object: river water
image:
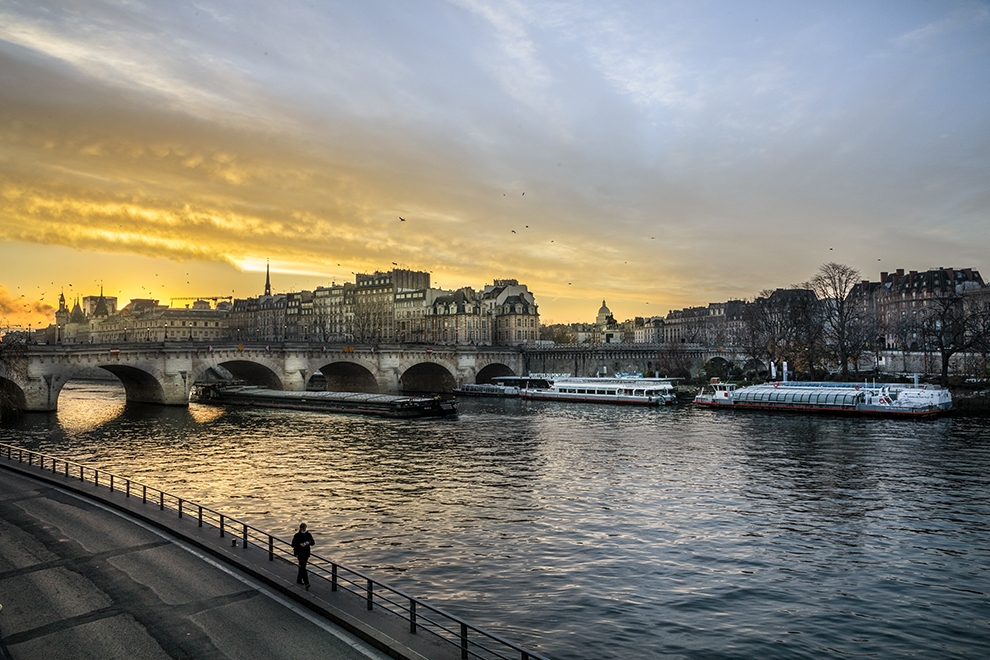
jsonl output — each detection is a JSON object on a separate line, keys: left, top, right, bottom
{"left": 3, "top": 381, "right": 989, "bottom": 659}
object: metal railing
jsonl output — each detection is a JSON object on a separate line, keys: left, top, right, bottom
{"left": 0, "top": 442, "right": 547, "bottom": 660}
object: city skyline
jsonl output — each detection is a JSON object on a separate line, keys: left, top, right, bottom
{"left": 2, "top": 1, "right": 989, "bottom": 328}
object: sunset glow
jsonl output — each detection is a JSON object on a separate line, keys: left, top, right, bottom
{"left": 2, "top": 1, "right": 989, "bottom": 329}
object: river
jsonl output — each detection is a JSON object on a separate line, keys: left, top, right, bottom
{"left": 3, "top": 381, "right": 989, "bottom": 659}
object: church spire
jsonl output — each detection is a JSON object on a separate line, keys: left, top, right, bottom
{"left": 264, "top": 259, "right": 271, "bottom": 297}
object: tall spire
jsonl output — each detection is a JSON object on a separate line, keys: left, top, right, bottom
{"left": 264, "top": 259, "right": 271, "bottom": 297}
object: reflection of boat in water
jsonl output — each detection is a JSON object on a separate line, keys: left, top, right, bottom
{"left": 519, "top": 377, "right": 678, "bottom": 406}
{"left": 693, "top": 378, "right": 952, "bottom": 417}
{"left": 191, "top": 384, "right": 457, "bottom": 419}
{"left": 453, "top": 376, "right": 552, "bottom": 398}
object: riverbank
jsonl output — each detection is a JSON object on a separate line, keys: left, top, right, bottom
{"left": 0, "top": 466, "right": 394, "bottom": 660}
{"left": 0, "top": 454, "right": 500, "bottom": 660}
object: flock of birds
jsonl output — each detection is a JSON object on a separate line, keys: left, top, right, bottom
{"left": 6, "top": 195, "right": 882, "bottom": 323}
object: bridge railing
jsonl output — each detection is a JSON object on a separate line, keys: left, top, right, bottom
{"left": 0, "top": 442, "right": 548, "bottom": 660}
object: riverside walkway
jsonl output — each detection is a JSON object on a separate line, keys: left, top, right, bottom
{"left": 0, "top": 445, "right": 544, "bottom": 660}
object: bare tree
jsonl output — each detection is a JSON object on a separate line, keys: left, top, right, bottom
{"left": 810, "top": 262, "right": 862, "bottom": 378}
{"left": 741, "top": 288, "right": 822, "bottom": 378}
{"left": 919, "top": 291, "right": 990, "bottom": 387}
{"left": 352, "top": 296, "right": 392, "bottom": 344}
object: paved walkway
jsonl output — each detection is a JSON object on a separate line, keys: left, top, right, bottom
{"left": 0, "top": 463, "right": 457, "bottom": 660}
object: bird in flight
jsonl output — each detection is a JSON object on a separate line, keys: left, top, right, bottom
{"left": 511, "top": 230, "right": 516, "bottom": 233}
{"left": 399, "top": 217, "right": 406, "bottom": 221}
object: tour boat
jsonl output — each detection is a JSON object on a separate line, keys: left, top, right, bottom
{"left": 693, "top": 379, "right": 952, "bottom": 417}
{"left": 453, "top": 376, "right": 553, "bottom": 398}
{"left": 519, "top": 377, "right": 678, "bottom": 406}
{"left": 191, "top": 384, "right": 457, "bottom": 418}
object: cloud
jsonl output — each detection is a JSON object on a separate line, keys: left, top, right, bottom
{"left": 0, "top": 284, "right": 54, "bottom": 327}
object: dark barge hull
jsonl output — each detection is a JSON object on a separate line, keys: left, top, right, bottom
{"left": 192, "top": 386, "right": 457, "bottom": 419}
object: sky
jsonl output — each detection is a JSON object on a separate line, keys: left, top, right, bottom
{"left": 1, "top": 0, "right": 989, "bottom": 328}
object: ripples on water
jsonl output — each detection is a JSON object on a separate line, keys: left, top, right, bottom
{"left": 3, "top": 381, "right": 989, "bottom": 659}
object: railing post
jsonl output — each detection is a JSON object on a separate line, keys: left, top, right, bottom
{"left": 95, "top": 471, "right": 99, "bottom": 488}
{"left": 242, "top": 524, "right": 248, "bottom": 549}
{"left": 80, "top": 465, "right": 84, "bottom": 481}
{"left": 142, "top": 484, "right": 147, "bottom": 503}
{"left": 268, "top": 535, "right": 274, "bottom": 561}
{"left": 126, "top": 480, "right": 130, "bottom": 498}
{"left": 178, "top": 499, "right": 183, "bottom": 518}
{"left": 410, "top": 599, "right": 417, "bottom": 634}
{"left": 461, "top": 623, "right": 468, "bottom": 659}
{"left": 65, "top": 461, "right": 69, "bottom": 478}
{"left": 367, "top": 579, "right": 374, "bottom": 610}
{"left": 198, "top": 506, "right": 203, "bottom": 527}
{"left": 332, "top": 564, "right": 338, "bottom": 591}
{"left": 18, "top": 449, "right": 22, "bottom": 462}
{"left": 220, "top": 515, "right": 225, "bottom": 538}
{"left": 110, "top": 474, "right": 114, "bottom": 492}
{"left": 159, "top": 491, "right": 164, "bottom": 511}
{"left": 52, "top": 458, "right": 57, "bottom": 474}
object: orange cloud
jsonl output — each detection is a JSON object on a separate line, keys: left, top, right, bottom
{"left": 0, "top": 284, "right": 54, "bottom": 329}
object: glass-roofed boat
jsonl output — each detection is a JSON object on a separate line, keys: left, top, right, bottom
{"left": 693, "top": 378, "right": 952, "bottom": 417}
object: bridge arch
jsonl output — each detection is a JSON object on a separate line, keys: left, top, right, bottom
{"left": 191, "top": 357, "right": 284, "bottom": 390}
{"left": 0, "top": 376, "right": 27, "bottom": 416}
{"left": 312, "top": 361, "right": 379, "bottom": 393}
{"left": 475, "top": 362, "right": 516, "bottom": 384}
{"left": 98, "top": 365, "right": 169, "bottom": 405}
{"left": 701, "top": 356, "right": 734, "bottom": 381}
{"left": 400, "top": 362, "right": 456, "bottom": 393}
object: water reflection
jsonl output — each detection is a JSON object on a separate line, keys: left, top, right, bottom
{"left": 2, "top": 381, "right": 990, "bottom": 659}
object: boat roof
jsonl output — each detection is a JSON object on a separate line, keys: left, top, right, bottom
{"left": 222, "top": 386, "right": 438, "bottom": 404}
{"left": 554, "top": 377, "right": 678, "bottom": 385}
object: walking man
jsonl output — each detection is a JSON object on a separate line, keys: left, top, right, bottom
{"left": 291, "top": 522, "right": 316, "bottom": 589}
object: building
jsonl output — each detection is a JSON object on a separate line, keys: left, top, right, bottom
{"left": 425, "top": 288, "right": 486, "bottom": 345}
{"left": 480, "top": 280, "right": 540, "bottom": 345}
{"left": 850, "top": 267, "right": 986, "bottom": 349}
{"left": 634, "top": 316, "right": 665, "bottom": 343}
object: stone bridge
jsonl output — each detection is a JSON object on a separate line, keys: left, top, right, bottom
{"left": 0, "top": 342, "right": 528, "bottom": 412}
{"left": 0, "top": 341, "right": 751, "bottom": 412}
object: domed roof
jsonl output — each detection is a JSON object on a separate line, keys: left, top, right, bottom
{"left": 598, "top": 299, "right": 611, "bottom": 315}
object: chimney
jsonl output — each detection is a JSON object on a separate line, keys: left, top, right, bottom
{"left": 880, "top": 272, "right": 888, "bottom": 282}
{"left": 896, "top": 269, "right": 904, "bottom": 276}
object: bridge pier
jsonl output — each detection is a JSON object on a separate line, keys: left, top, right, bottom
{"left": 19, "top": 374, "right": 70, "bottom": 412}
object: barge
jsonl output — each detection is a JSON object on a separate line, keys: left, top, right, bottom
{"left": 519, "top": 377, "right": 678, "bottom": 406}
{"left": 191, "top": 384, "right": 457, "bottom": 419}
{"left": 693, "top": 379, "right": 951, "bottom": 417}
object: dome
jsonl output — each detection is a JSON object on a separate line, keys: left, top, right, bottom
{"left": 597, "top": 299, "right": 611, "bottom": 316}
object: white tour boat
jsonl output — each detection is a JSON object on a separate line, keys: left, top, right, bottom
{"left": 453, "top": 376, "right": 553, "bottom": 397}
{"left": 519, "top": 377, "right": 678, "bottom": 406}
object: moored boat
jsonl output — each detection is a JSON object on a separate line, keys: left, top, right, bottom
{"left": 693, "top": 379, "right": 951, "bottom": 417}
{"left": 453, "top": 376, "right": 553, "bottom": 398}
{"left": 191, "top": 384, "right": 457, "bottom": 418}
{"left": 519, "top": 377, "right": 677, "bottom": 406}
